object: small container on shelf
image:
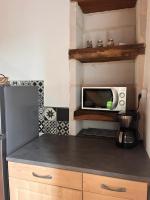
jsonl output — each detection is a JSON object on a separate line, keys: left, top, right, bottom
{"left": 107, "top": 39, "right": 115, "bottom": 47}
{"left": 87, "top": 40, "right": 93, "bottom": 48}
{"left": 96, "top": 40, "right": 103, "bottom": 48}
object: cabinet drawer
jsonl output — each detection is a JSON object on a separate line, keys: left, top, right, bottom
{"left": 9, "top": 177, "right": 82, "bottom": 200}
{"left": 8, "top": 162, "right": 82, "bottom": 190}
{"left": 83, "top": 173, "right": 147, "bottom": 200}
{"left": 83, "top": 192, "right": 125, "bottom": 200}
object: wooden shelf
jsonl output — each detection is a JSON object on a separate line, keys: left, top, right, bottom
{"left": 71, "top": 0, "right": 137, "bottom": 13}
{"left": 74, "top": 109, "right": 119, "bottom": 122}
{"left": 69, "top": 44, "right": 145, "bottom": 63}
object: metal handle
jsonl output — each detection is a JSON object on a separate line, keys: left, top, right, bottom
{"left": 111, "top": 88, "right": 119, "bottom": 110}
{"left": 101, "top": 184, "right": 126, "bottom": 192}
{"left": 32, "top": 172, "right": 52, "bottom": 180}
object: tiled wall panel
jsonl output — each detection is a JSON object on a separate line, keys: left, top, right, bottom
{"left": 44, "top": 107, "right": 69, "bottom": 135}
{"left": 10, "top": 81, "right": 69, "bottom": 135}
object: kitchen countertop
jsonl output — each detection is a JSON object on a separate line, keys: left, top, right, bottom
{"left": 7, "top": 134, "right": 150, "bottom": 183}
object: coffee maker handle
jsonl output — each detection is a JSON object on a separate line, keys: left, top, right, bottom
{"left": 119, "top": 132, "right": 123, "bottom": 143}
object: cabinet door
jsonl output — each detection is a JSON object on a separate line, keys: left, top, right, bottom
{"left": 83, "top": 192, "right": 126, "bottom": 200}
{"left": 83, "top": 173, "right": 147, "bottom": 200}
{"left": 9, "top": 178, "right": 82, "bottom": 200}
{"left": 8, "top": 162, "right": 82, "bottom": 190}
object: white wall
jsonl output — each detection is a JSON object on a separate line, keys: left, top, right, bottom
{"left": 69, "top": 7, "right": 137, "bottom": 135}
{"left": 44, "top": 1, "right": 69, "bottom": 107}
{"left": 83, "top": 9, "right": 136, "bottom": 88}
{"left": 135, "top": 0, "right": 150, "bottom": 156}
{"left": 135, "top": 0, "right": 147, "bottom": 92}
{"left": 83, "top": 61, "right": 135, "bottom": 86}
{"left": 136, "top": 0, "right": 147, "bottom": 43}
{"left": 83, "top": 8, "right": 136, "bottom": 48}
{"left": 69, "top": 2, "right": 84, "bottom": 135}
{"left": 142, "top": 0, "right": 150, "bottom": 156}
{"left": 135, "top": 0, "right": 147, "bottom": 140}
{"left": 0, "top": 0, "right": 69, "bottom": 107}
{"left": 82, "top": 8, "right": 136, "bottom": 111}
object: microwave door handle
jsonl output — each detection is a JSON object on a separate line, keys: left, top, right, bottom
{"left": 112, "top": 89, "right": 119, "bottom": 109}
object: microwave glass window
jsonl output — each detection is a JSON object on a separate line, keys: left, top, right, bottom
{"left": 83, "top": 89, "right": 113, "bottom": 108}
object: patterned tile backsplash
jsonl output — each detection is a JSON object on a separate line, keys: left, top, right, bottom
{"left": 44, "top": 107, "right": 69, "bottom": 135}
{"left": 10, "top": 80, "right": 69, "bottom": 135}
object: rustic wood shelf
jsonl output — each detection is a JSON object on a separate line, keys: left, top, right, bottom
{"left": 69, "top": 44, "right": 145, "bottom": 63}
{"left": 74, "top": 109, "right": 119, "bottom": 122}
{"left": 71, "top": 0, "right": 137, "bottom": 13}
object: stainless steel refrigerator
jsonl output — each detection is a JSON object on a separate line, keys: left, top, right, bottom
{"left": 0, "top": 86, "right": 39, "bottom": 200}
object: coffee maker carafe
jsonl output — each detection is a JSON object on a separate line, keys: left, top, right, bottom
{"left": 116, "top": 113, "right": 138, "bottom": 148}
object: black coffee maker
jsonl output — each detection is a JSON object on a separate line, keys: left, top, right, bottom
{"left": 116, "top": 112, "right": 139, "bottom": 148}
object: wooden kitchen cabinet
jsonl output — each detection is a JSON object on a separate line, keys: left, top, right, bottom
{"left": 8, "top": 162, "right": 82, "bottom": 190}
{"left": 83, "top": 173, "right": 148, "bottom": 200}
{"left": 8, "top": 162, "right": 148, "bottom": 200}
{"left": 9, "top": 178, "right": 82, "bottom": 200}
{"left": 83, "top": 192, "right": 126, "bottom": 200}
{"left": 8, "top": 162, "right": 82, "bottom": 200}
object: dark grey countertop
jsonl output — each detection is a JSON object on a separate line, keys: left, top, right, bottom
{"left": 7, "top": 134, "right": 150, "bottom": 183}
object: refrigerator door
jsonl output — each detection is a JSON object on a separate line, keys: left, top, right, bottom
{"left": 4, "top": 86, "right": 39, "bottom": 155}
{"left": 0, "top": 87, "right": 6, "bottom": 137}
{"left": 0, "top": 87, "right": 9, "bottom": 200}
{"left": 0, "top": 136, "right": 9, "bottom": 200}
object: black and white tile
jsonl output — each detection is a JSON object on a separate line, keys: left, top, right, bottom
{"left": 10, "top": 81, "right": 20, "bottom": 86}
{"left": 57, "top": 121, "right": 69, "bottom": 135}
{"left": 39, "top": 120, "right": 45, "bottom": 133}
{"left": 44, "top": 107, "right": 69, "bottom": 135}
{"left": 31, "top": 81, "right": 44, "bottom": 108}
{"left": 39, "top": 107, "right": 44, "bottom": 122}
{"left": 57, "top": 108, "right": 69, "bottom": 121}
{"left": 44, "top": 121, "right": 57, "bottom": 135}
{"left": 44, "top": 107, "right": 57, "bottom": 121}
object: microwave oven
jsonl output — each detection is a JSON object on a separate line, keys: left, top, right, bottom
{"left": 82, "top": 87, "right": 127, "bottom": 112}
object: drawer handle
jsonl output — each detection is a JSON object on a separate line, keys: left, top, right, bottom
{"left": 101, "top": 184, "right": 126, "bottom": 192}
{"left": 32, "top": 172, "right": 52, "bottom": 180}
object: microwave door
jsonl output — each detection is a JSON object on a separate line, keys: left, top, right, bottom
{"left": 111, "top": 88, "right": 119, "bottom": 110}
{"left": 83, "top": 88, "right": 114, "bottom": 110}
